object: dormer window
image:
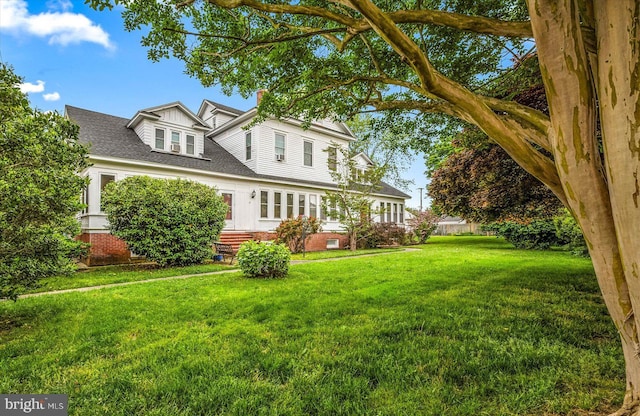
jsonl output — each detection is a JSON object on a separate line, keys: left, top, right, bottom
{"left": 186, "top": 135, "right": 195, "bottom": 155}
{"left": 155, "top": 128, "right": 165, "bottom": 150}
{"left": 171, "top": 131, "right": 180, "bottom": 152}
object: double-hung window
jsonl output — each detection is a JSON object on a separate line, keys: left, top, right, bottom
{"left": 245, "top": 132, "right": 252, "bottom": 160}
{"left": 298, "top": 194, "right": 305, "bottom": 217}
{"left": 274, "top": 192, "right": 282, "bottom": 218}
{"left": 287, "top": 193, "right": 294, "bottom": 218}
{"left": 303, "top": 141, "right": 313, "bottom": 167}
{"left": 275, "top": 133, "right": 285, "bottom": 161}
{"left": 260, "top": 191, "right": 269, "bottom": 218}
{"left": 171, "top": 131, "right": 180, "bottom": 152}
{"left": 309, "top": 195, "right": 318, "bottom": 219}
{"left": 320, "top": 196, "right": 327, "bottom": 220}
{"left": 155, "top": 128, "right": 165, "bottom": 150}
{"left": 327, "top": 146, "right": 337, "bottom": 171}
{"left": 386, "top": 202, "right": 392, "bottom": 223}
{"left": 399, "top": 204, "right": 404, "bottom": 223}
{"left": 186, "top": 135, "right": 195, "bottom": 155}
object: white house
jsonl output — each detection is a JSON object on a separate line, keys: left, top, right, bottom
{"left": 66, "top": 97, "right": 409, "bottom": 265}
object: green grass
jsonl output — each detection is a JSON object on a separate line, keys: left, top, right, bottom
{"left": 27, "top": 262, "right": 235, "bottom": 294}
{"left": 290, "top": 247, "right": 401, "bottom": 261}
{"left": 0, "top": 237, "right": 624, "bottom": 415}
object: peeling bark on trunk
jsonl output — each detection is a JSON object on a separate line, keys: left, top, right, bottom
{"left": 595, "top": 0, "right": 640, "bottom": 407}
{"left": 528, "top": 0, "right": 640, "bottom": 409}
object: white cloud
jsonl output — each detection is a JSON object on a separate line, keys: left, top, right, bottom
{"left": 46, "top": 0, "right": 73, "bottom": 12}
{"left": 19, "top": 80, "right": 46, "bottom": 93}
{"left": 0, "top": 0, "right": 114, "bottom": 50}
{"left": 43, "top": 92, "right": 61, "bottom": 101}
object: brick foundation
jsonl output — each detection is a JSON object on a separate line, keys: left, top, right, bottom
{"left": 79, "top": 231, "right": 349, "bottom": 266}
{"left": 253, "top": 232, "right": 348, "bottom": 251}
{"left": 78, "top": 233, "right": 131, "bottom": 266}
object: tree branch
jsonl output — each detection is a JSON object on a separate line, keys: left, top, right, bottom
{"left": 203, "top": 0, "right": 533, "bottom": 38}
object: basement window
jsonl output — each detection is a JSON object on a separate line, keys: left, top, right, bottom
{"left": 327, "top": 239, "right": 339, "bottom": 249}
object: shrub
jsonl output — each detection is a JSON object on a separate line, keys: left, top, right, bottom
{"left": 406, "top": 210, "right": 440, "bottom": 243}
{"left": 0, "top": 64, "right": 89, "bottom": 300}
{"left": 483, "top": 220, "right": 561, "bottom": 249}
{"left": 357, "top": 222, "right": 408, "bottom": 248}
{"left": 554, "top": 210, "right": 589, "bottom": 257}
{"left": 102, "top": 176, "right": 227, "bottom": 267}
{"left": 275, "top": 216, "right": 322, "bottom": 253}
{"left": 237, "top": 241, "right": 291, "bottom": 278}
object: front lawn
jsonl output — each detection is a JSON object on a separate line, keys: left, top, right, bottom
{"left": 25, "top": 262, "right": 236, "bottom": 294}
{"left": 0, "top": 237, "right": 623, "bottom": 415}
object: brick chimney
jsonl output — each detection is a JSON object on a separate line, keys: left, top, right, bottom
{"left": 257, "top": 89, "right": 267, "bottom": 105}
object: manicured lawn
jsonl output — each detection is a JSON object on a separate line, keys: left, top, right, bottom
{"left": 25, "top": 263, "right": 236, "bottom": 294}
{"left": 0, "top": 237, "right": 624, "bottom": 415}
{"left": 290, "top": 247, "right": 401, "bottom": 261}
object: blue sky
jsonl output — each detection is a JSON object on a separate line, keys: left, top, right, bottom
{"left": 1, "top": 0, "right": 429, "bottom": 208}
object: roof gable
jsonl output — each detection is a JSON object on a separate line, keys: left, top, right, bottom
{"left": 197, "top": 99, "right": 245, "bottom": 119}
{"left": 127, "top": 101, "right": 209, "bottom": 130}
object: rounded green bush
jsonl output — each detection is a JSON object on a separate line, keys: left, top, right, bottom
{"left": 237, "top": 241, "right": 291, "bottom": 278}
{"left": 102, "top": 176, "right": 228, "bottom": 267}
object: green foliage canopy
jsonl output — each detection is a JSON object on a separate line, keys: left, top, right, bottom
{"left": 0, "top": 63, "right": 89, "bottom": 300}
{"left": 101, "top": 176, "right": 228, "bottom": 266}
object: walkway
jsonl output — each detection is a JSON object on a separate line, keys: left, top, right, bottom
{"left": 17, "top": 248, "right": 420, "bottom": 300}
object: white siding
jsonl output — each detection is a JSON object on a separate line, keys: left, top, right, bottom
{"left": 132, "top": 107, "right": 206, "bottom": 157}
{"left": 215, "top": 126, "right": 258, "bottom": 172}
{"left": 134, "top": 122, "right": 149, "bottom": 147}
{"left": 216, "top": 112, "right": 236, "bottom": 127}
{"left": 80, "top": 160, "right": 400, "bottom": 234}
{"left": 199, "top": 102, "right": 238, "bottom": 129}
{"left": 254, "top": 119, "right": 349, "bottom": 183}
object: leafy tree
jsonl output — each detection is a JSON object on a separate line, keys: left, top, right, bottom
{"left": 0, "top": 63, "right": 89, "bottom": 300}
{"left": 275, "top": 216, "right": 322, "bottom": 254}
{"left": 347, "top": 114, "right": 414, "bottom": 190}
{"left": 323, "top": 146, "right": 385, "bottom": 251}
{"left": 428, "top": 58, "right": 562, "bottom": 223}
{"left": 91, "top": 0, "right": 640, "bottom": 409}
{"left": 429, "top": 136, "right": 563, "bottom": 223}
{"left": 102, "top": 176, "right": 227, "bottom": 266}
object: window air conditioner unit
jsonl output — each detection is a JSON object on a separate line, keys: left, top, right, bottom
{"left": 170, "top": 144, "right": 181, "bottom": 153}
{"left": 276, "top": 154, "right": 285, "bottom": 161}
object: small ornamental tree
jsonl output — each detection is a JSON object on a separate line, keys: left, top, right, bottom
{"left": 407, "top": 210, "right": 440, "bottom": 244}
{"left": 324, "top": 146, "right": 386, "bottom": 251}
{"left": 0, "top": 63, "right": 89, "bottom": 300}
{"left": 102, "top": 176, "right": 227, "bottom": 266}
{"left": 275, "top": 216, "right": 322, "bottom": 254}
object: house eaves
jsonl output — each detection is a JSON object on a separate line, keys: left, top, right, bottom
{"left": 208, "top": 108, "right": 356, "bottom": 142}
{"left": 197, "top": 99, "right": 244, "bottom": 119}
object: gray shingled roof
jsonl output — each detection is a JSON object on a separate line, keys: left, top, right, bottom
{"left": 66, "top": 105, "right": 409, "bottom": 199}
{"left": 203, "top": 99, "right": 245, "bottom": 116}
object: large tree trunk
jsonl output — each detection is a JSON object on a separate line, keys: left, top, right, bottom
{"left": 528, "top": 1, "right": 640, "bottom": 411}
